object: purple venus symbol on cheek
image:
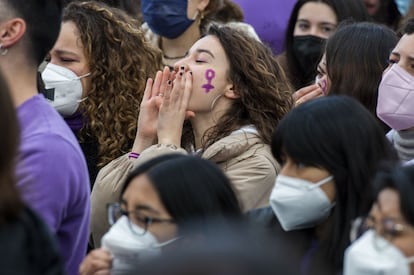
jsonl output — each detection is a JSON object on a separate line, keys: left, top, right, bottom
{"left": 201, "top": 69, "right": 215, "bottom": 93}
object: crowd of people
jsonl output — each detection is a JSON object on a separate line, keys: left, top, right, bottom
{"left": 1, "top": 0, "right": 414, "bottom": 274}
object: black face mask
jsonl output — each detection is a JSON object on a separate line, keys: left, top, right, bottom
{"left": 292, "top": 35, "right": 326, "bottom": 84}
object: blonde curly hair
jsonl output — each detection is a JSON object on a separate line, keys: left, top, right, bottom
{"left": 63, "top": 1, "right": 162, "bottom": 167}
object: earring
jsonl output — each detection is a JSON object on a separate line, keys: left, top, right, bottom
{"left": 199, "top": 11, "right": 204, "bottom": 26}
{"left": 0, "top": 44, "right": 8, "bottom": 56}
{"left": 193, "top": 9, "right": 204, "bottom": 26}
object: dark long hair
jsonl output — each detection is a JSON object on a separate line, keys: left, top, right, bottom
{"left": 326, "top": 22, "right": 398, "bottom": 132}
{"left": 284, "top": 0, "right": 369, "bottom": 89}
{"left": 272, "top": 96, "right": 397, "bottom": 269}
{"left": 0, "top": 71, "right": 23, "bottom": 224}
{"left": 121, "top": 154, "right": 242, "bottom": 234}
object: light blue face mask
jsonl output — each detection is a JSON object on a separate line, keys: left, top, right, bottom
{"left": 395, "top": 0, "right": 410, "bottom": 15}
{"left": 141, "top": 0, "right": 195, "bottom": 39}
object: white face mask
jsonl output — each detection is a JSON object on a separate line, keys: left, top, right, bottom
{"left": 41, "top": 63, "right": 90, "bottom": 117}
{"left": 270, "top": 174, "right": 334, "bottom": 231}
{"left": 344, "top": 230, "right": 414, "bottom": 275}
{"left": 101, "top": 216, "right": 178, "bottom": 274}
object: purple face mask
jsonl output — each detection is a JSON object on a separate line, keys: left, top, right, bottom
{"left": 377, "top": 64, "right": 414, "bottom": 131}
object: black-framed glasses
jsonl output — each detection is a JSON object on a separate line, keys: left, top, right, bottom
{"left": 350, "top": 215, "right": 414, "bottom": 243}
{"left": 107, "top": 203, "right": 175, "bottom": 236}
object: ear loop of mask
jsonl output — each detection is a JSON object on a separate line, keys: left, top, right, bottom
{"left": 75, "top": 73, "right": 91, "bottom": 103}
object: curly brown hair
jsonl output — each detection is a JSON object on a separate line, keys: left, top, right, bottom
{"left": 193, "top": 25, "right": 294, "bottom": 149}
{"left": 63, "top": 1, "right": 162, "bottom": 167}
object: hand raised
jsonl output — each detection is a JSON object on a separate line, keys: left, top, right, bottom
{"left": 157, "top": 69, "right": 194, "bottom": 147}
{"left": 293, "top": 83, "right": 324, "bottom": 106}
{"left": 132, "top": 67, "right": 174, "bottom": 153}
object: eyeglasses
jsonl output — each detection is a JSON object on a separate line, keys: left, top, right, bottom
{"left": 107, "top": 203, "right": 175, "bottom": 236}
{"left": 350, "top": 215, "right": 414, "bottom": 244}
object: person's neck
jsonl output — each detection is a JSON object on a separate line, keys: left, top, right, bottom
{"left": 161, "top": 22, "right": 201, "bottom": 60}
{"left": 0, "top": 58, "right": 38, "bottom": 107}
{"left": 314, "top": 216, "right": 333, "bottom": 242}
{"left": 190, "top": 101, "right": 230, "bottom": 150}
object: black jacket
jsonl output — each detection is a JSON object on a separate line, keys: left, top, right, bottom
{"left": 0, "top": 207, "right": 64, "bottom": 275}
{"left": 247, "top": 206, "right": 338, "bottom": 275}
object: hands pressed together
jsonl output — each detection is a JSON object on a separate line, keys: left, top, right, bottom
{"left": 131, "top": 66, "right": 194, "bottom": 154}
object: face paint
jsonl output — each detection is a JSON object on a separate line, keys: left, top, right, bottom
{"left": 202, "top": 69, "right": 215, "bottom": 93}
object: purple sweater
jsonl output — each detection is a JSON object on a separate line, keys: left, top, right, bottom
{"left": 16, "top": 95, "right": 90, "bottom": 275}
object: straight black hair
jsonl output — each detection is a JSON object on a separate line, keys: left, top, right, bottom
{"left": 121, "top": 154, "right": 242, "bottom": 233}
{"left": 272, "top": 95, "right": 397, "bottom": 269}
{"left": 1, "top": 0, "right": 63, "bottom": 66}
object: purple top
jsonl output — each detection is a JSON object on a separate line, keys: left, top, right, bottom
{"left": 233, "top": 0, "right": 296, "bottom": 54}
{"left": 65, "top": 111, "right": 84, "bottom": 134}
{"left": 16, "top": 94, "right": 90, "bottom": 275}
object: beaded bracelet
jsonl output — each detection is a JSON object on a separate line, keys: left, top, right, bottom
{"left": 128, "top": 152, "right": 140, "bottom": 159}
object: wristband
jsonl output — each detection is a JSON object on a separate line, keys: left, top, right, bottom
{"left": 128, "top": 152, "right": 140, "bottom": 159}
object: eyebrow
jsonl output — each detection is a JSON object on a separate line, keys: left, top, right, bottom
{"left": 296, "top": 19, "right": 336, "bottom": 26}
{"left": 134, "top": 204, "right": 161, "bottom": 215}
{"left": 120, "top": 198, "right": 161, "bottom": 215}
{"left": 196, "top": 49, "right": 215, "bottom": 59}
{"left": 54, "top": 49, "right": 78, "bottom": 57}
{"left": 317, "top": 64, "right": 326, "bottom": 73}
{"left": 319, "top": 22, "right": 337, "bottom": 27}
{"left": 391, "top": 51, "right": 414, "bottom": 61}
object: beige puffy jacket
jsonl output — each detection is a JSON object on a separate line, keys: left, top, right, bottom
{"left": 90, "top": 127, "right": 279, "bottom": 247}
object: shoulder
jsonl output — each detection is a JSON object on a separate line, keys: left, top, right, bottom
{"left": 17, "top": 128, "right": 89, "bottom": 202}
{"left": 246, "top": 206, "right": 311, "bottom": 252}
{"left": 204, "top": 131, "right": 278, "bottom": 170}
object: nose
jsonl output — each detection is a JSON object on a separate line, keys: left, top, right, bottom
{"left": 309, "top": 26, "right": 319, "bottom": 37}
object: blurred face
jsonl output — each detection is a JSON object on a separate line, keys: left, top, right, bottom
{"left": 368, "top": 188, "right": 414, "bottom": 270}
{"left": 316, "top": 53, "right": 330, "bottom": 94}
{"left": 48, "top": 21, "right": 91, "bottom": 97}
{"left": 122, "top": 174, "right": 178, "bottom": 242}
{"left": 388, "top": 33, "right": 414, "bottom": 76}
{"left": 293, "top": 2, "right": 337, "bottom": 39}
{"left": 363, "top": 0, "right": 381, "bottom": 16}
{"left": 280, "top": 155, "right": 336, "bottom": 203}
{"left": 175, "top": 35, "right": 234, "bottom": 113}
